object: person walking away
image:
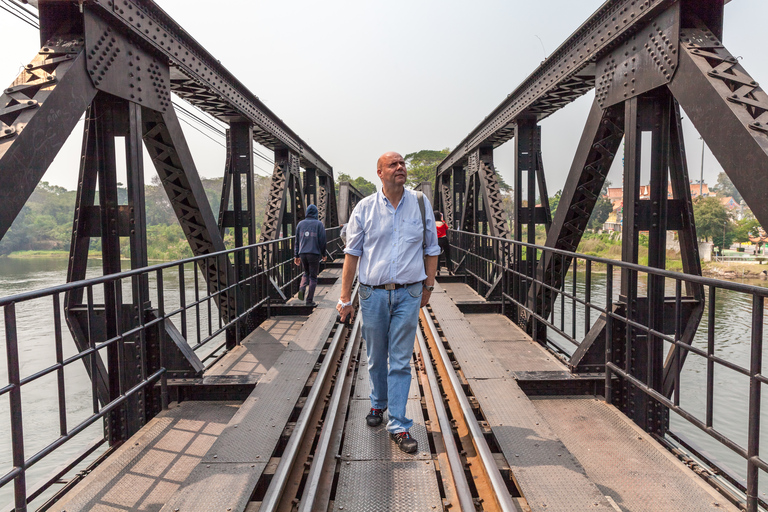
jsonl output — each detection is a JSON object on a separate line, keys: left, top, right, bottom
{"left": 294, "top": 204, "right": 326, "bottom": 306}
{"left": 435, "top": 210, "right": 453, "bottom": 275}
{"left": 337, "top": 151, "right": 440, "bottom": 454}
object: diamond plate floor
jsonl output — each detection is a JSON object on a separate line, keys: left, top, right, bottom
{"left": 333, "top": 461, "right": 442, "bottom": 512}
{"left": 334, "top": 329, "right": 442, "bottom": 509}
{"left": 52, "top": 401, "right": 239, "bottom": 512}
{"left": 431, "top": 284, "right": 615, "bottom": 511}
{"left": 533, "top": 397, "right": 739, "bottom": 512}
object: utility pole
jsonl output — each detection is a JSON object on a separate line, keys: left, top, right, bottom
{"left": 700, "top": 137, "right": 705, "bottom": 197}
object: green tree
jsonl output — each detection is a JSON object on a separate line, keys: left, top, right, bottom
{"left": 587, "top": 181, "right": 612, "bottom": 230}
{"left": 404, "top": 149, "right": 449, "bottom": 188}
{"left": 732, "top": 218, "right": 760, "bottom": 244}
{"left": 693, "top": 196, "right": 733, "bottom": 249}
{"left": 549, "top": 190, "right": 562, "bottom": 217}
{"left": 335, "top": 173, "right": 377, "bottom": 197}
{"left": 714, "top": 171, "right": 742, "bottom": 203}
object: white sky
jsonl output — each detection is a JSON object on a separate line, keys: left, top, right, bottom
{"left": 1, "top": 0, "right": 767, "bottom": 197}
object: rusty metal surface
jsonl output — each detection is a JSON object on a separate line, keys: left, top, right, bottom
{"left": 436, "top": 282, "right": 613, "bottom": 511}
{"left": 333, "top": 460, "right": 442, "bottom": 512}
{"left": 468, "top": 378, "right": 613, "bottom": 511}
{"left": 533, "top": 396, "right": 739, "bottom": 512}
{"left": 52, "top": 401, "right": 239, "bottom": 512}
{"left": 157, "top": 306, "right": 338, "bottom": 512}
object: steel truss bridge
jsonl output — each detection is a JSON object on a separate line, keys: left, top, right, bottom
{"left": 1, "top": 0, "right": 768, "bottom": 511}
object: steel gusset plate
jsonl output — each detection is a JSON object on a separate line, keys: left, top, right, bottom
{"left": 596, "top": 3, "right": 680, "bottom": 108}
{"left": 83, "top": 9, "right": 170, "bottom": 113}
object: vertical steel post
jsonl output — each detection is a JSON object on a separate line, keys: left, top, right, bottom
{"left": 747, "top": 295, "right": 763, "bottom": 512}
{"left": 5, "top": 304, "right": 27, "bottom": 512}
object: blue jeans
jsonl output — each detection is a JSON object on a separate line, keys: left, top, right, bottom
{"left": 359, "top": 282, "right": 422, "bottom": 433}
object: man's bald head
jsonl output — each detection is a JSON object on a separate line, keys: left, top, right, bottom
{"left": 376, "top": 152, "right": 407, "bottom": 191}
{"left": 377, "top": 152, "right": 403, "bottom": 171}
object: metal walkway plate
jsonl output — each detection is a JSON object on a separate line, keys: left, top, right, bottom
{"left": 464, "top": 313, "right": 564, "bottom": 372}
{"left": 433, "top": 284, "right": 614, "bottom": 511}
{"left": 52, "top": 401, "right": 239, "bottom": 512}
{"left": 204, "top": 316, "right": 306, "bottom": 379}
{"left": 342, "top": 399, "right": 431, "bottom": 461}
{"left": 334, "top": 460, "right": 442, "bottom": 512}
{"left": 160, "top": 286, "right": 342, "bottom": 512}
{"left": 533, "top": 396, "right": 740, "bottom": 512}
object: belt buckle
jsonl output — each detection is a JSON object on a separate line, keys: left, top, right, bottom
{"left": 384, "top": 283, "right": 396, "bottom": 291}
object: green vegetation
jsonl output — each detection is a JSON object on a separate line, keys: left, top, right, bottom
{"left": 714, "top": 171, "right": 742, "bottom": 203}
{"left": 335, "top": 173, "right": 377, "bottom": 197}
{"left": 404, "top": 149, "right": 450, "bottom": 188}
{"left": 692, "top": 196, "right": 733, "bottom": 250}
{"left": 0, "top": 175, "right": 273, "bottom": 260}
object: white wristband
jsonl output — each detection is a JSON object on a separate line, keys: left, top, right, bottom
{"left": 338, "top": 299, "right": 353, "bottom": 308}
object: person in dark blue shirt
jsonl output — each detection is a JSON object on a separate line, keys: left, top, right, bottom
{"left": 294, "top": 204, "right": 327, "bottom": 306}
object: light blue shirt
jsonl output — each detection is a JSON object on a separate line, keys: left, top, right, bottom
{"left": 344, "top": 189, "right": 441, "bottom": 286}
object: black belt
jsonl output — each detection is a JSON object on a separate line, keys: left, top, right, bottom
{"left": 363, "top": 281, "right": 421, "bottom": 290}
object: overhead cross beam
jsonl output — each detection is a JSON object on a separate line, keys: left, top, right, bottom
{"left": 90, "top": 0, "right": 333, "bottom": 176}
{"left": 437, "top": 0, "right": 683, "bottom": 175}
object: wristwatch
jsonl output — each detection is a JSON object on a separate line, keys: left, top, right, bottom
{"left": 423, "top": 284, "right": 435, "bottom": 292}
{"left": 338, "top": 298, "right": 353, "bottom": 308}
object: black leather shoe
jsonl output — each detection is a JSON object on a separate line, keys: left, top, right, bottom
{"left": 306, "top": 301, "right": 317, "bottom": 307}
{"left": 366, "top": 408, "right": 384, "bottom": 427}
{"left": 390, "top": 431, "right": 418, "bottom": 453}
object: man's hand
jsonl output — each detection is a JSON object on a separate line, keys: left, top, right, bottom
{"left": 293, "top": 257, "right": 301, "bottom": 267}
{"left": 420, "top": 289, "right": 431, "bottom": 308}
{"left": 336, "top": 301, "right": 354, "bottom": 323}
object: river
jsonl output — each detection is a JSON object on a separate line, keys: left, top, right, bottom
{"left": 1, "top": 257, "right": 768, "bottom": 508}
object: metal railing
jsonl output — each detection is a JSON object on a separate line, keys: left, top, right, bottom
{"left": 450, "top": 229, "right": 768, "bottom": 511}
{"left": 0, "top": 228, "right": 343, "bottom": 512}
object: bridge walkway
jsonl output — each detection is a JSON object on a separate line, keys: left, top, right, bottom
{"left": 433, "top": 281, "right": 736, "bottom": 512}
{"left": 50, "top": 272, "right": 738, "bottom": 511}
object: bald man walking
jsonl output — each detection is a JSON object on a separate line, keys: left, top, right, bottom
{"left": 337, "top": 152, "right": 440, "bottom": 453}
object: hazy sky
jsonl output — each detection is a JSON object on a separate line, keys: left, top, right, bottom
{"left": 1, "top": 0, "right": 767, "bottom": 197}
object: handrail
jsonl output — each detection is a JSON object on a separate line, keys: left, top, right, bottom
{"left": 450, "top": 228, "right": 768, "bottom": 512}
{"left": 0, "top": 227, "right": 343, "bottom": 511}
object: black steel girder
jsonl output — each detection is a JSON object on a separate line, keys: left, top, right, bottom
{"left": 0, "top": 39, "right": 96, "bottom": 240}
{"left": 81, "top": 0, "right": 333, "bottom": 176}
{"left": 437, "top": 0, "right": 682, "bottom": 175}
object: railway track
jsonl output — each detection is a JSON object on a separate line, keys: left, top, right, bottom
{"left": 245, "top": 297, "right": 526, "bottom": 512}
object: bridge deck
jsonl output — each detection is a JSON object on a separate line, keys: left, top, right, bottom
{"left": 51, "top": 274, "right": 737, "bottom": 512}
{"left": 433, "top": 282, "right": 737, "bottom": 512}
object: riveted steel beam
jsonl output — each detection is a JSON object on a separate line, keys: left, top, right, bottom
{"left": 438, "top": 0, "right": 679, "bottom": 175}
{"left": 84, "top": 0, "right": 333, "bottom": 176}
{"left": 668, "top": 26, "right": 768, "bottom": 230}
{"left": 0, "top": 38, "right": 96, "bottom": 240}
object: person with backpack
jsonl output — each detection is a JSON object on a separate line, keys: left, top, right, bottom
{"left": 337, "top": 151, "right": 440, "bottom": 454}
{"left": 434, "top": 210, "right": 453, "bottom": 275}
{"left": 294, "top": 204, "right": 327, "bottom": 307}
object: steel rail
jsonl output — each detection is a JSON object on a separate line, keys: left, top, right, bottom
{"left": 415, "top": 327, "right": 476, "bottom": 512}
{"left": 259, "top": 284, "right": 359, "bottom": 511}
{"left": 437, "top": 0, "right": 676, "bottom": 174}
{"left": 88, "top": 0, "right": 332, "bottom": 174}
{"left": 297, "top": 312, "right": 362, "bottom": 512}
{"left": 421, "top": 307, "right": 517, "bottom": 512}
